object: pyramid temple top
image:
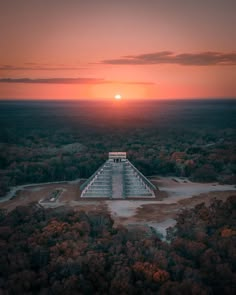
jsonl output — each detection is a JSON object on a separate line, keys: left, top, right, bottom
{"left": 108, "top": 152, "right": 127, "bottom": 160}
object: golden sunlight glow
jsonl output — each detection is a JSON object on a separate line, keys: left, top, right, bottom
{"left": 114, "top": 94, "right": 122, "bottom": 100}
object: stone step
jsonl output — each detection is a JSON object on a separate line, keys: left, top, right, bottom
{"left": 81, "top": 157, "right": 155, "bottom": 198}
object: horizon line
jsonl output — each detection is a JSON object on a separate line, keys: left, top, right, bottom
{"left": 0, "top": 97, "right": 235, "bottom": 102}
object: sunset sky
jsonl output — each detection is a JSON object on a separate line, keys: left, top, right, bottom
{"left": 0, "top": 0, "right": 235, "bottom": 100}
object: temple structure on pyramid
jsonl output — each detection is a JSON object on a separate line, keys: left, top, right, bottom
{"left": 80, "top": 152, "right": 156, "bottom": 199}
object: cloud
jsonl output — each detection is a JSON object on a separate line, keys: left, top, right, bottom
{"left": 0, "top": 64, "right": 87, "bottom": 71}
{"left": 101, "top": 51, "right": 236, "bottom": 66}
{"left": 120, "top": 81, "right": 154, "bottom": 85}
{"left": 0, "top": 77, "right": 155, "bottom": 85}
{"left": 0, "top": 78, "right": 106, "bottom": 84}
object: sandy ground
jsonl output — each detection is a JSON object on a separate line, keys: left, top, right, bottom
{"left": 0, "top": 177, "right": 235, "bottom": 237}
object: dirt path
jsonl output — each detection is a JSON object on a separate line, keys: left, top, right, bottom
{"left": 104, "top": 177, "right": 235, "bottom": 236}
{"left": 0, "top": 176, "right": 235, "bottom": 237}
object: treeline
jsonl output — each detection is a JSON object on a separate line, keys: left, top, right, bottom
{"left": 0, "top": 100, "right": 235, "bottom": 197}
{"left": 0, "top": 196, "right": 235, "bottom": 294}
{"left": 0, "top": 127, "right": 235, "bottom": 198}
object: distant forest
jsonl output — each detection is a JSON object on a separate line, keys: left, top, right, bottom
{"left": 0, "top": 100, "right": 235, "bottom": 197}
{"left": 0, "top": 196, "right": 235, "bottom": 294}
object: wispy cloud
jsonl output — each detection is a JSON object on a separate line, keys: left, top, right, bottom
{"left": 0, "top": 77, "right": 155, "bottom": 85}
{"left": 119, "top": 81, "right": 154, "bottom": 85}
{"left": 101, "top": 51, "right": 236, "bottom": 66}
{"left": 0, "top": 78, "right": 106, "bottom": 84}
{"left": 0, "top": 64, "right": 87, "bottom": 71}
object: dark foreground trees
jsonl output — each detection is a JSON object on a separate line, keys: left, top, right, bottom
{"left": 0, "top": 196, "right": 235, "bottom": 294}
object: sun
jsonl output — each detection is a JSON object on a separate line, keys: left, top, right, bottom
{"left": 114, "top": 94, "right": 122, "bottom": 100}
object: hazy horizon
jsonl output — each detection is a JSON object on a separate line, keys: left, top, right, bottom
{"left": 0, "top": 97, "right": 236, "bottom": 102}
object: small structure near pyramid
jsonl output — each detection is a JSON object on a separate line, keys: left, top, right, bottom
{"left": 80, "top": 152, "right": 156, "bottom": 199}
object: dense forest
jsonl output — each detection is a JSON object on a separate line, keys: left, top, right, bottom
{"left": 0, "top": 196, "right": 235, "bottom": 294}
{"left": 0, "top": 100, "right": 235, "bottom": 197}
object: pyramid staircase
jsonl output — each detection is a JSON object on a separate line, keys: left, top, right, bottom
{"left": 123, "top": 161, "right": 155, "bottom": 198}
{"left": 80, "top": 161, "right": 112, "bottom": 198}
{"left": 81, "top": 154, "right": 156, "bottom": 199}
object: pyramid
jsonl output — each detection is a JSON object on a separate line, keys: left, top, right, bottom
{"left": 81, "top": 152, "right": 156, "bottom": 199}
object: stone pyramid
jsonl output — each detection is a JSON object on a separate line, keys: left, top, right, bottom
{"left": 81, "top": 152, "right": 156, "bottom": 199}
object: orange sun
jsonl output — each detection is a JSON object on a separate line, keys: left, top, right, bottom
{"left": 114, "top": 94, "right": 122, "bottom": 100}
